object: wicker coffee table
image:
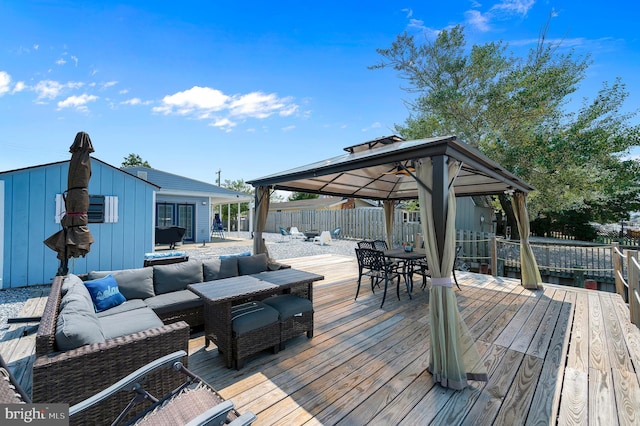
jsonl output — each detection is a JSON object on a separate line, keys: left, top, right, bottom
{"left": 188, "top": 269, "right": 323, "bottom": 368}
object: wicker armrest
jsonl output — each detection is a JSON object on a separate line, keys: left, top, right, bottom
{"left": 33, "top": 321, "right": 190, "bottom": 425}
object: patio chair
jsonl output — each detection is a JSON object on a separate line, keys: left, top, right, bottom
{"left": 290, "top": 226, "right": 305, "bottom": 239}
{"left": 313, "top": 231, "right": 332, "bottom": 246}
{"left": 354, "top": 248, "right": 403, "bottom": 308}
{"left": 0, "top": 353, "right": 30, "bottom": 404}
{"left": 69, "top": 350, "right": 256, "bottom": 425}
{"left": 330, "top": 227, "right": 342, "bottom": 239}
{"left": 279, "top": 227, "right": 291, "bottom": 241}
{"left": 357, "top": 240, "right": 375, "bottom": 249}
{"left": 211, "top": 213, "right": 225, "bottom": 239}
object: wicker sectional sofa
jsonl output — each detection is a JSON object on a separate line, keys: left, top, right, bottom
{"left": 32, "top": 253, "right": 281, "bottom": 424}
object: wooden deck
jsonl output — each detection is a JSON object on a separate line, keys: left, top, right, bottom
{"left": 2, "top": 254, "right": 640, "bottom": 425}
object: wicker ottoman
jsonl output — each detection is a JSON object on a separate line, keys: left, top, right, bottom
{"left": 263, "top": 294, "right": 314, "bottom": 349}
{"left": 231, "top": 301, "right": 280, "bottom": 369}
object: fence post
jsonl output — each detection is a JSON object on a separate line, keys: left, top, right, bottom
{"left": 628, "top": 250, "right": 639, "bottom": 327}
{"left": 491, "top": 236, "right": 497, "bottom": 276}
{"left": 612, "top": 242, "right": 625, "bottom": 299}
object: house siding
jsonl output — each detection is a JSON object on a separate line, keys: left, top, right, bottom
{"left": 1, "top": 159, "right": 155, "bottom": 288}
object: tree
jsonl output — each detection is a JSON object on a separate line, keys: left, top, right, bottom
{"left": 220, "top": 179, "right": 253, "bottom": 222}
{"left": 288, "top": 192, "right": 319, "bottom": 201}
{"left": 121, "top": 153, "right": 151, "bottom": 168}
{"left": 372, "top": 23, "right": 640, "bottom": 238}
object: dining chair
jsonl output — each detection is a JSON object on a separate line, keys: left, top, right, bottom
{"left": 356, "top": 240, "right": 375, "bottom": 249}
{"left": 354, "top": 248, "right": 404, "bottom": 308}
{"left": 418, "top": 245, "right": 462, "bottom": 291}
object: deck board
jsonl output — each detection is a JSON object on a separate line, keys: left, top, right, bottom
{"left": 2, "top": 254, "right": 640, "bottom": 425}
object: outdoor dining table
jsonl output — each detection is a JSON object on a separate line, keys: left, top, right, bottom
{"left": 383, "top": 248, "right": 428, "bottom": 295}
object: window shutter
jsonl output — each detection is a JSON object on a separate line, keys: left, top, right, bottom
{"left": 105, "top": 196, "right": 119, "bottom": 223}
{"left": 55, "top": 194, "right": 65, "bottom": 223}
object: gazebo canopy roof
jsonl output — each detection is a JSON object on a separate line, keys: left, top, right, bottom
{"left": 248, "top": 135, "right": 534, "bottom": 200}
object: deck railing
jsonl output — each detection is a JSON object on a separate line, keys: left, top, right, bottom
{"left": 267, "top": 209, "right": 639, "bottom": 326}
{"left": 612, "top": 245, "right": 639, "bottom": 328}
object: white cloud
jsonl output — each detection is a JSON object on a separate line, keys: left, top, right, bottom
{"left": 56, "top": 58, "right": 66, "bottom": 66}
{"left": 491, "top": 0, "right": 535, "bottom": 16}
{"left": 56, "top": 94, "right": 98, "bottom": 112}
{"left": 211, "top": 117, "right": 236, "bottom": 132}
{"left": 462, "top": 0, "right": 536, "bottom": 32}
{"left": 154, "top": 86, "right": 229, "bottom": 115}
{"left": 361, "top": 122, "right": 382, "bottom": 132}
{"left": 281, "top": 125, "right": 295, "bottom": 132}
{"left": 465, "top": 10, "right": 491, "bottom": 32}
{"left": 32, "top": 80, "right": 84, "bottom": 100}
{"left": 154, "top": 86, "right": 299, "bottom": 131}
{"left": 102, "top": 81, "right": 118, "bottom": 89}
{"left": 0, "top": 71, "right": 11, "bottom": 95}
{"left": 408, "top": 19, "right": 426, "bottom": 30}
{"left": 13, "top": 81, "right": 25, "bottom": 93}
{"left": 71, "top": 55, "right": 78, "bottom": 66}
{"left": 121, "top": 97, "right": 142, "bottom": 105}
{"left": 402, "top": 8, "right": 413, "bottom": 18}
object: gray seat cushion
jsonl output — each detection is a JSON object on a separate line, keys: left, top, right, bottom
{"left": 97, "top": 299, "right": 148, "bottom": 317}
{"left": 88, "top": 267, "right": 155, "bottom": 300}
{"left": 56, "top": 287, "right": 106, "bottom": 351}
{"left": 263, "top": 294, "right": 313, "bottom": 319}
{"left": 144, "top": 290, "right": 203, "bottom": 315}
{"left": 99, "top": 307, "right": 164, "bottom": 339}
{"left": 237, "top": 253, "right": 269, "bottom": 275}
{"left": 153, "top": 260, "right": 203, "bottom": 294}
{"left": 231, "top": 301, "right": 279, "bottom": 336}
{"left": 202, "top": 257, "right": 239, "bottom": 281}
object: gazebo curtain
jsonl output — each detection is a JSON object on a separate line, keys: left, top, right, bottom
{"left": 416, "top": 156, "right": 488, "bottom": 390}
{"left": 512, "top": 192, "right": 543, "bottom": 289}
{"left": 383, "top": 200, "right": 396, "bottom": 249}
{"left": 252, "top": 186, "right": 270, "bottom": 256}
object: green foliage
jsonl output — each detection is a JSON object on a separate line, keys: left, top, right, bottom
{"left": 531, "top": 209, "right": 599, "bottom": 242}
{"left": 121, "top": 153, "right": 151, "bottom": 168}
{"left": 222, "top": 179, "right": 253, "bottom": 195}
{"left": 373, "top": 23, "right": 640, "bottom": 226}
{"left": 288, "top": 192, "right": 319, "bottom": 201}
{"left": 220, "top": 179, "right": 252, "bottom": 220}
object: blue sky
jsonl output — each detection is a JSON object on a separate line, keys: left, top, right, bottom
{"left": 1, "top": 0, "right": 639, "bottom": 186}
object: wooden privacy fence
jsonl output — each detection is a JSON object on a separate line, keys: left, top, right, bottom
{"left": 267, "top": 209, "right": 424, "bottom": 245}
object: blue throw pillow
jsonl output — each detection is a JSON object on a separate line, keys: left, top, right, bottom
{"left": 219, "top": 251, "right": 251, "bottom": 260}
{"left": 84, "top": 274, "right": 126, "bottom": 312}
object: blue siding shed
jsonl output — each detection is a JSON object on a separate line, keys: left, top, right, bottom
{"left": 0, "top": 158, "right": 157, "bottom": 288}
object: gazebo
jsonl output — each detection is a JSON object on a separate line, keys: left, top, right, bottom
{"left": 248, "top": 135, "right": 542, "bottom": 390}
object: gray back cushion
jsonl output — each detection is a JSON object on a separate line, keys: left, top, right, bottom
{"left": 61, "top": 273, "right": 85, "bottom": 296}
{"left": 153, "top": 260, "right": 203, "bottom": 294}
{"left": 237, "top": 253, "right": 269, "bottom": 275}
{"left": 56, "top": 287, "right": 106, "bottom": 351}
{"left": 202, "top": 257, "right": 239, "bottom": 281}
{"left": 88, "top": 267, "right": 155, "bottom": 300}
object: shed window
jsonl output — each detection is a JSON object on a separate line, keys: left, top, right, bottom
{"left": 55, "top": 194, "right": 118, "bottom": 224}
{"left": 88, "top": 195, "right": 105, "bottom": 223}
